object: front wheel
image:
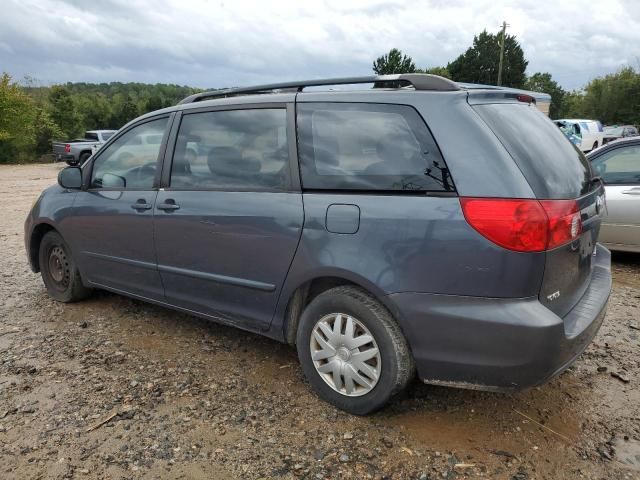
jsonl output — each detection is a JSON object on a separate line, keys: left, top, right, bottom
{"left": 296, "top": 286, "right": 414, "bottom": 415}
{"left": 39, "top": 231, "right": 91, "bottom": 303}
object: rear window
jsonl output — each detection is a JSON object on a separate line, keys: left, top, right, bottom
{"left": 474, "top": 104, "right": 592, "bottom": 199}
{"left": 297, "top": 103, "right": 454, "bottom": 192}
{"left": 85, "top": 132, "right": 99, "bottom": 141}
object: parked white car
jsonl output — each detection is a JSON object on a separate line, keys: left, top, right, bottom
{"left": 587, "top": 137, "right": 640, "bottom": 253}
{"left": 554, "top": 119, "right": 604, "bottom": 152}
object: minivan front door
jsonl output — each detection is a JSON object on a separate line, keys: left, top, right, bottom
{"left": 153, "top": 106, "right": 303, "bottom": 329}
{"left": 69, "top": 116, "right": 171, "bottom": 300}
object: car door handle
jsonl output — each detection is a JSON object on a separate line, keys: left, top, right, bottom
{"left": 131, "top": 199, "right": 152, "bottom": 211}
{"left": 622, "top": 189, "right": 640, "bottom": 195}
{"left": 157, "top": 201, "right": 180, "bottom": 211}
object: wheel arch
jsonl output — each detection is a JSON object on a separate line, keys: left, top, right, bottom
{"left": 29, "top": 222, "right": 58, "bottom": 272}
{"left": 281, "top": 272, "right": 399, "bottom": 346}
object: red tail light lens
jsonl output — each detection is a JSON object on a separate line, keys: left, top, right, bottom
{"left": 516, "top": 94, "right": 536, "bottom": 104}
{"left": 460, "top": 198, "right": 582, "bottom": 252}
{"left": 65, "top": 144, "right": 71, "bottom": 153}
{"left": 539, "top": 199, "right": 582, "bottom": 249}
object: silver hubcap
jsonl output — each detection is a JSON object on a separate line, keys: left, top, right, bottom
{"left": 310, "top": 313, "right": 381, "bottom": 397}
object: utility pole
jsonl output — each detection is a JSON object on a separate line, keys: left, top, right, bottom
{"left": 497, "top": 21, "right": 508, "bottom": 86}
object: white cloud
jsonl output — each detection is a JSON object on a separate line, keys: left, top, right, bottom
{"left": 1, "top": 0, "right": 639, "bottom": 89}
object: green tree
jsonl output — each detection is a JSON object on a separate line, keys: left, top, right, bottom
{"left": 424, "top": 66, "right": 452, "bottom": 79}
{"left": 76, "top": 92, "right": 112, "bottom": 130}
{"left": 33, "top": 107, "right": 64, "bottom": 156}
{"left": 373, "top": 48, "right": 417, "bottom": 75}
{"left": 113, "top": 95, "right": 139, "bottom": 127}
{"left": 144, "top": 93, "right": 166, "bottom": 112}
{"left": 557, "top": 90, "right": 585, "bottom": 118}
{"left": 0, "top": 73, "right": 37, "bottom": 162}
{"left": 524, "top": 72, "right": 565, "bottom": 118}
{"left": 580, "top": 67, "right": 640, "bottom": 124}
{"left": 447, "top": 30, "right": 528, "bottom": 88}
{"left": 48, "top": 85, "right": 82, "bottom": 138}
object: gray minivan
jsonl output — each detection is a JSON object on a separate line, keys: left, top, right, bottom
{"left": 25, "top": 75, "right": 611, "bottom": 414}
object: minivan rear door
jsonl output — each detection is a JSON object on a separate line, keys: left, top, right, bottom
{"left": 473, "top": 101, "right": 604, "bottom": 317}
{"left": 153, "top": 103, "right": 303, "bottom": 330}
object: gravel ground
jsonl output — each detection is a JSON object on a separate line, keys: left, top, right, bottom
{"left": 1, "top": 163, "right": 639, "bottom": 480}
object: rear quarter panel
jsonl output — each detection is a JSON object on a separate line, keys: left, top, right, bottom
{"left": 277, "top": 193, "right": 545, "bottom": 298}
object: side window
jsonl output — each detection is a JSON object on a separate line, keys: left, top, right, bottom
{"left": 297, "top": 103, "right": 453, "bottom": 191}
{"left": 592, "top": 145, "right": 640, "bottom": 185}
{"left": 169, "top": 109, "right": 289, "bottom": 190}
{"left": 90, "top": 118, "right": 168, "bottom": 189}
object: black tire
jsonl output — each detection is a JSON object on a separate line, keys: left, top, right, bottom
{"left": 78, "top": 152, "right": 91, "bottom": 165}
{"left": 39, "top": 231, "right": 91, "bottom": 303}
{"left": 296, "top": 286, "right": 414, "bottom": 415}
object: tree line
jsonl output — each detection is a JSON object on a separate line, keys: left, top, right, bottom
{"left": 1, "top": 27, "right": 640, "bottom": 163}
{"left": 374, "top": 30, "right": 640, "bottom": 124}
{"left": 0, "top": 77, "right": 198, "bottom": 163}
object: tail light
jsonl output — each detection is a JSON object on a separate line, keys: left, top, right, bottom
{"left": 64, "top": 144, "right": 71, "bottom": 153}
{"left": 516, "top": 93, "right": 536, "bottom": 104}
{"left": 460, "top": 198, "right": 582, "bottom": 252}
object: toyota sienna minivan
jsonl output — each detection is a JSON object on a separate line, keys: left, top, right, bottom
{"left": 25, "top": 74, "right": 611, "bottom": 414}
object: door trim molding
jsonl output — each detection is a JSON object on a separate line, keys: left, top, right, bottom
{"left": 83, "top": 251, "right": 276, "bottom": 291}
{"left": 82, "top": 251, "right": 157, "bottom": 270}
{"left": 157, "top": 264, "right": 276, "bottom": 292}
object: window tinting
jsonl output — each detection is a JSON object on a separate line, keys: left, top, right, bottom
{"left": 297, "top": 103, "right": 453, "bottom": 192}
{"left": 85, "top": 132, "right": 99, "bottom": 141}
{"left": 591, "top": 145, "right": 640, "bottom": 185}
{"left": 170, "top": 109, "right": 290, "bottom": 190}
{"left": 90, "top": 117, "right": 168, "bottom": 189}
{"left": 475, "top": 104, "right": 592, "bottom": 199}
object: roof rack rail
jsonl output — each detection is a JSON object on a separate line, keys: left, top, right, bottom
{"left": 178, "top": 74, "right": 460, "bottom": 105}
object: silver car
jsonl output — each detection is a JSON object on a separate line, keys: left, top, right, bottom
{"left": 588, "top": 137, "right": 640, "bottom": 252}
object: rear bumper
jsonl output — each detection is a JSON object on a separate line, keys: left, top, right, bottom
{"left": 55, "top": 153, "right": 77, "bottom": 164}
{"left": 388, "top": 244, "right": 612, "bottom": 391}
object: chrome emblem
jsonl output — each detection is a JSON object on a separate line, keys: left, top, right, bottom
{"left": 547, "top": 290, "right": 561, "bottom": 301}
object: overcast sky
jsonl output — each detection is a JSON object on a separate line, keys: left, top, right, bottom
{"left": 1, "top": 0, "right": 639, "bottom": 90}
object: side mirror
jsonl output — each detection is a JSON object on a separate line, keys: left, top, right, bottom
{"left": 58, "top": 166, "right": 82, "bottom": 189}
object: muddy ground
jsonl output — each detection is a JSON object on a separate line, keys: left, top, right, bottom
{"left": 0, "top": 163, "right": 639, "bottom": 480}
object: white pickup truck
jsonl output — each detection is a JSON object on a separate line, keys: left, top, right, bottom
{"left": 52, "top": 130, "right": 117, "bottom": 165}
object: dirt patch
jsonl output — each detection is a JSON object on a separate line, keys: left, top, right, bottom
{"left": 1, "top": 163, "right": 639, "bottom": 479}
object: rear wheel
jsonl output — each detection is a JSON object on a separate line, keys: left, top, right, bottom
{"left": 296, "top": 286, "right": 414, "bottom": 415}
{"left": 39, "top": 231, "right": 91, "bottom": 302}
{"left": 78, "top": 152, "right": 91, "bottom": 165}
